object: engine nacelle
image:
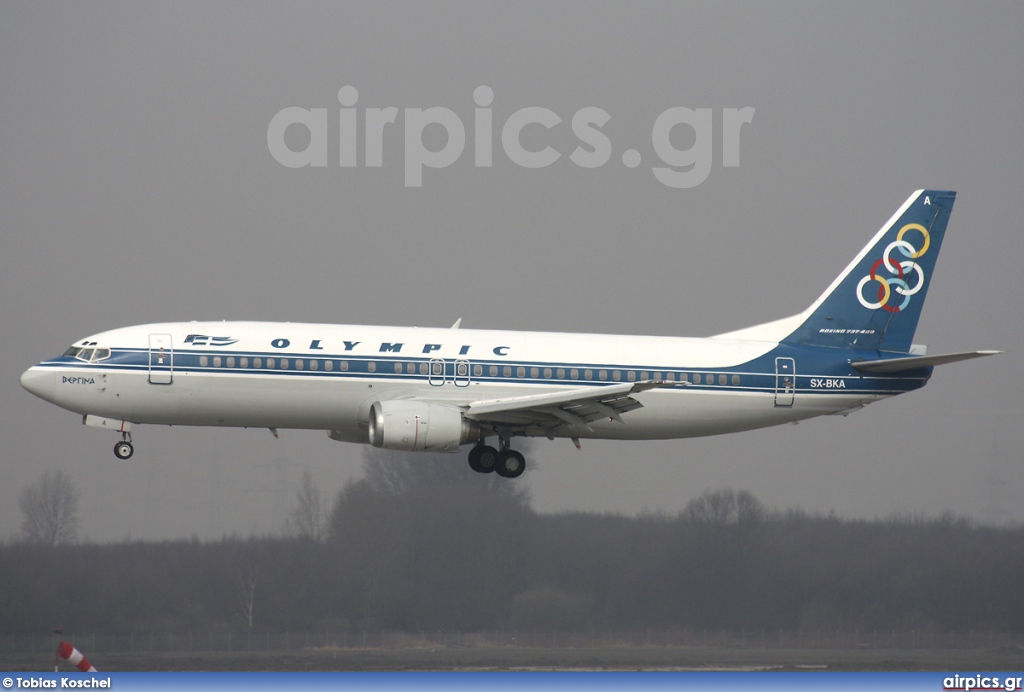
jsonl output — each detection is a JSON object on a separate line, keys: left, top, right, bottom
{"left": 368, "top": 400, "right": 481, "bottom": 453}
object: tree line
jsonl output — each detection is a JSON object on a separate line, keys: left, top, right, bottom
{"left": 3, "top": 451, "right": 1022, "bottom": 637}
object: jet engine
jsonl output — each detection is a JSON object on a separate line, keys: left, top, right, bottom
{"left": 368, "top": 400, "right": 481, "bottom": 453}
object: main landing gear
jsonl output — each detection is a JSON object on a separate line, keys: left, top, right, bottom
{"left": 467, "top": 439, "right": 525, "bottom": 479}
{"left": 113, "top": 432, "right": 134, "bottom": 460}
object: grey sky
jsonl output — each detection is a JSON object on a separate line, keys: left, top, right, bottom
{"left": 2, "top": 2, "right": 1021, "bottom": 541}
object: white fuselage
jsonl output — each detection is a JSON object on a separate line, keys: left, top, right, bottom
{"left": 21, "top": 320, "right": 902, "bottom": 448}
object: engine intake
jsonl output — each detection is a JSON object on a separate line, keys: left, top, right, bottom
{"left": 368, "top": 400, "right": 481, "bottom": 453}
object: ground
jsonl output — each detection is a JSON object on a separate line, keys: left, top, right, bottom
{"left": 4, "top": 644, "right": 1024, "bottom": 672}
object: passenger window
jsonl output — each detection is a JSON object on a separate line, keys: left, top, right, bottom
{"left": 267, "top": 358, "right": 275, "bottom": 369}
{"left": 420, "top": 362, "right": 428, "bottom": 375}
{"left": 490, "top": 365, "right": 498, "bottom": 377}
{"left": 612, "top": 370, "right": 621, "bottom": 381}
{"left": 640, "top": 371, "right": 649, "bottom": 381}
{"left": 628, "top": 371, "right": 636, "bottom": 382}
{"left": 295, "top": 359, "right": 303, "bottom": 370}
{"left": 200, "top": 355, "right": 209, "bottom": 367}
{"left": 254, "top": 357, "right": 262, "bottom": 368}
{"left": 457, "top": 362, "right": 469, "bottom": 377}
{"left": 240, "top": 357, "right": 249, "bottom": 368}
{"left": 340, "top": 360, "right": 349, "bottom": 371}
{"left": 570, "top": 369, "right": 579, "bottom": 380}
{"left": 693, "top": 373, "right": 701, "bottom": 384}
{"left": 584, "top": 369, "right": 593, "bottom": 380}
{"left": 719, "top": 374, "right": 727, "bottom": 385}
{"left": 654, "top": 372, "right": 662, "bottom": 381}
{"left": 530, "top": 367, "right": 539, "bottom": 378}
{"left": 503, "top": 366, "right": 511, "bottom": 377}
{"left": 394, "top": 362, "right": 403, "bottom": 374}
{"left": 557, "top": 368, "right": 565, "bottom": 379}
{"left": 599, "top": 370, "right": 608, "bottom": 381}
{"left": 227, "top": 357, "right": 235, "bottom": 368}
{"left": 731, "top": 374, "right": 740, "bottom": 386}
{"left": 407, "top": 363, "right": 416, "bottom": 374}
{"left": 324, "top": 360, "right": 333, "bottom": 371}
{"left": 280, "top": 359, "right": 289, "bottom": 370}
{"left": 474, "top": 364, "right": 483, "bottom": 377}
{"left": 310, "top": 359, "right": 318, "bottom": 371}
{"left": 517, "top": 367, "right": 525, "bottom": 378}
{"left": 544, "top": 368, "right": 552, "bottom": 379}
{"left": 367, "top": 361, "right": 376, "bottom": 373}
{"left": 213, "top": 356, "right": 222, "bottom": 368}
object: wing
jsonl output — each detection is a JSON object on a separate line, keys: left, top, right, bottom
{"left": 463, "top": 380, "right": 680, "bottom": 434}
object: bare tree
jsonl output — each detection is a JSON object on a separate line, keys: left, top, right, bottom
{"left": 683, "top": 488, "right": 765, "bottom": 531}
{"left": 19, "top": 469, "right": 80, "bottom": 546}
{"left": 238, "top": 564, "right": 258, "bottom": 629}
{"left": 287, "top": 468, "right": 324, "bottom": 541}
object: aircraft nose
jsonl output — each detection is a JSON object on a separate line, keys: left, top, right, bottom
{"left": 20, "top": 366, "right": 55, "bottom": 402}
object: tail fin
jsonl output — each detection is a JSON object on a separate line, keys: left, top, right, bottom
{"left": 716, "top": 191, "right": 957, "bottom": 351}
{"left": 781, "top": 190, "right": 956, "bottom": 352}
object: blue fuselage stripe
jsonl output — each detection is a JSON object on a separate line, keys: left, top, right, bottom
{"left": 36, "top": 346, "right": 929, "bottom": 397}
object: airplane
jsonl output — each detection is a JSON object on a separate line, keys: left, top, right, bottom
{"left": 20, "top": 190, "right": 999, "bottom": 478}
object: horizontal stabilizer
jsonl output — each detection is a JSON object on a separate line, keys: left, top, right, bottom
{"left": 851, "top": 350, "right": 1001, "bottom": 373}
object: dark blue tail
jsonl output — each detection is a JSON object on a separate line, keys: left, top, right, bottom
{"left": 782, "top": 190, "right": 956, "bottom": 353}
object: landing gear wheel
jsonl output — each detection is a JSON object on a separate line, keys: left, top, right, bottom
{"left": 468, "top": 444, "right": 499, "bottom": 473}
{"left": 114, "top": 441, "right": 134, "bottom": 460}
{"left": 496, "top": 449, "right": 526, "bottom": 478}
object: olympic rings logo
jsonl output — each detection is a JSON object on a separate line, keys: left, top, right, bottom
{"left": 856, "top": 223, "right": 931, "bottom": 313}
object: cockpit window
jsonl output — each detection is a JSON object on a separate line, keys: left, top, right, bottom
{"left": 64, "top": 346, "right": 111, "bottom": 363}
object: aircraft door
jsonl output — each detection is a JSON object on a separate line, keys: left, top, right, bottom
{"left": 148, "top": 333, "right": 174, "bottom": 385}
{"left": 774, "top": 357, "right": 795, "bottom": 407}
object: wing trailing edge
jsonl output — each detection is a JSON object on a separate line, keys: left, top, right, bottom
{"left": 463, "top": 380, "right": 681, "bottom": 431}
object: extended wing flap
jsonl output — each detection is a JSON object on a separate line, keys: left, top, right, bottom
{"left": 465, "top": 380, "right": 677, "bottom": 429}
{"left": 851, "top": 350, "right": 1001, "bottom": 373}
{"left": 562, "top": 392, "right": 644, "bottom": 423}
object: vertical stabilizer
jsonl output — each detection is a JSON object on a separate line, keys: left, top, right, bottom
{"left": 781, "top": 190, "right": 956, "bottom": 352}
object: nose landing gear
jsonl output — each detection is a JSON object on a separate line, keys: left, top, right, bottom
{"left": 113, "top": 432, "right": 134, "bottom": 460}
